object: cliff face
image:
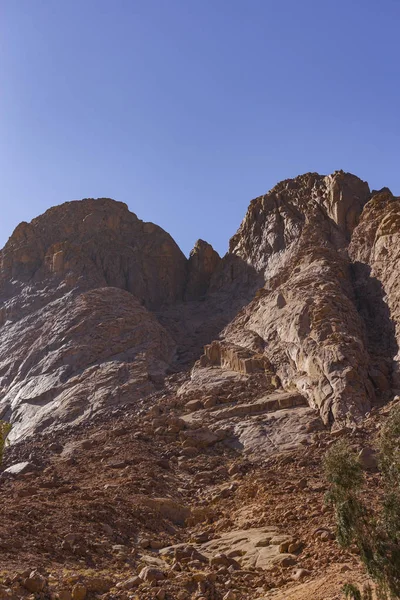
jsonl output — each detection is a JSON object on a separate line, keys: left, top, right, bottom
{"left": 349, "top": 189, "right": 400, "bottom": 390}
{"left": 189, "top": 172, "right": 396, "bottom": 426}
{"left": 1, "top": 173, "right": 400, "bottom": 440}
{"left": 0, "top": 199, "right": 193, "bottom": 439}
{"left": 185, "top": 239, "right": 221, "bottom": 301}
{"left": 0, "top": 198, "right": 188, "bottom": 313}
{"left": 228, "top": 171, "right": 369, "bottom": 275}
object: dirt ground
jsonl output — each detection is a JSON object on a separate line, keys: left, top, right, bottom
{"left": 0, "top": 382, "right": 389, "bottom": 600}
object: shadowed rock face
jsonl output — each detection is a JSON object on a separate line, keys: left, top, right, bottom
{"left": 185, "top": 240, "right": 221, "bottom": 301}
{"left": 1, "top": 173, "right": 400, "bottom": 440}
{"left": 0, "top": 198, "right": 188, "bottom": 313}
{"left": 349, "top": 190, "right": 400, "bottom": 389}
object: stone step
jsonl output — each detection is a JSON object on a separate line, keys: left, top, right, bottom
{"left": 210, "top": 391, "right": 307, "bottom": 421}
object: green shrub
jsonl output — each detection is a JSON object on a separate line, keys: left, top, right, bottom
{"left": 0, "top": 421, "right": 12, "bottom": 465}
{"left": 343, "top": 583, "right": 373, "bottom": 600}
{"left": 324, "top": 406, "right": 400, "bottom": 600}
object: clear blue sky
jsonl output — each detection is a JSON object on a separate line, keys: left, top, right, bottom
{"left": 1, "top": 1, "right": 399, "bottom": 256}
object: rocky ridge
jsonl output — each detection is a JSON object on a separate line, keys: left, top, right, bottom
{"left": 3, "top": 171, "right": 400, "bottom": 441}
{"left": 183, "top": 171, "right": 398, "bottom": 428}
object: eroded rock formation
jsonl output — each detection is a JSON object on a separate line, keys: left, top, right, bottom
{"left": 0, "top": 198, "right": 188, "bottom": 312}
{"left": 0, "top": 199, "right": 204, "bottom": 439}
{"left": 185, "top": 239, "right": 221, "bottom": 301}
{"left": 188, "top": 171, "right": 397, "bottom": 426}
{"left": 1, "top": 172, "right": 400, "bottom": 440}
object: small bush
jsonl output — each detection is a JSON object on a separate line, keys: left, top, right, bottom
{"left": 324, "top": 406, "right": 400, "bottom": 600}
{"left": 324, "top": 438, "right": 366, "bottom": 548}
{"left": 0, "top": 421, "right": 12, "bottom": 465}
{"left": 343, "top": 583, "right": 373, "bottom": 600}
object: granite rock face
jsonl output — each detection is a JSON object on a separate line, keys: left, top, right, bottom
{"left": 0, "top": 199, "right": 189, "bottom": 440}
{"left": 1, "top": 174, "right": 400, "bottom": 439}
{"left": 228, "top": 171, "right": 369, "bottom": 275}
{"left": 213, "top": 172, "right": 375, "bottom": 425}
{"left": 0, "top": 285, "right": 176, "bottom": 441}
{"left": 188, "top": 172, "right": 395, "bottom": 426}
{"left": 349, "top": 189, "right": 400, "bottom": 391}
{"left": 0, "top": 198, "right": 188, "bottom": 313}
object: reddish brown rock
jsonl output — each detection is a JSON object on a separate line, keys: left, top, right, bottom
{"left": 0, "top": 198, "right": 187, "bottom": 311}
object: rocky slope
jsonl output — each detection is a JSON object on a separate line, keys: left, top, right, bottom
{"left": 0, "top": 369, "right": 393, "bottom": 600}
{"left": 1, "top": 170, "right": 400, "bottom": 598}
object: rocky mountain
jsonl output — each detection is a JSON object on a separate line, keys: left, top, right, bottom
{"left": 1, "top": 171, "right": 400, "bottom": 600}
{"left": 1, "top": 173, "right": 400, "bottom": 441}
{"left": 205, "top": 171, "right": 392, "bottom": 426}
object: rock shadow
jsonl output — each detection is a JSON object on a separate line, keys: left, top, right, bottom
{"left": 350, "top": 261, "right": 398, "bottom": 396}
{"left": 159, "top": 254, "right": 264, "bottom": 367}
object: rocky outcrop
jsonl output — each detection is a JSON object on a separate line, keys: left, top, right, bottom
{"left": 199, "top": 340, "right": 273, "bottom": 376}
{"left": 228, "top": 171, "right": 369, "bottom": 276}
{"left": 0, "top": 287, "right": 175, "bottom": 441}
{"left": 0, "top": 198, "right": 188, "bottom": 313}
{"left": 349, "top": 189, "right": 400, "bottom": 391}
{"left": 187, "top": 171, "right": 386, "bottom": 426}
{"left": 0, "top": 199, "right": 188, "bottom": 440}
{"left": 185, "top": 239, "right": 221, "bottom": 300}
{"left": 220, "top": 247, "right": 375, "bottom": 425}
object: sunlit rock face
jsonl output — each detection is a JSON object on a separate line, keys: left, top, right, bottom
{"left": 2, "top": 173, "right": 400, "bottom": 440}
{"left": 0, "top": 197, "right": 188, "bottom": 312}
{"left": 0, "top": 198, "right": 186, "bottom": 440}
{"left": 190, "top": 172, "right": 396, "bottom": 427}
